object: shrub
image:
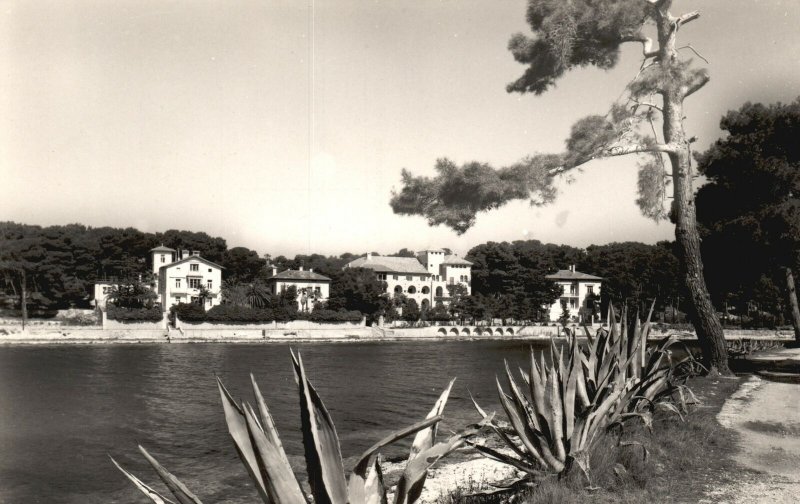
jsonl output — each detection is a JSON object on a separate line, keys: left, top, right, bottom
{"left": 112, "top": 351, "right": 487, "bottom": 504}
{"left": 305, "top": 309, "right": 363, "bottom": 323}
{"left": 170, "top": 302, "right": 207, "bottom": 322}
{"left": 107, "top": 305, "right": 163, "bottom": 322}
{"left": 205, "top": 304, "right": 274, "bottom": 323}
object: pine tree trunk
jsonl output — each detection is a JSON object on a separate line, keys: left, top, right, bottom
{"left": 784, "top": 267, "right": 800, "bottom": 342}
{"left": 657, "top": 7, "right": 731, "bottom": 375}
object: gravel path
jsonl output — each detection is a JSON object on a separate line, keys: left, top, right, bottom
{"left": 704, "top": 374, "right": 800, "bottom": 503}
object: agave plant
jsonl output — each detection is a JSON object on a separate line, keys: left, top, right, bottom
{"left": 470, "top": 302, "right": 698, "bottom": 488}
{"left": 111, "top": 350, "right": 485, "bottom": 504}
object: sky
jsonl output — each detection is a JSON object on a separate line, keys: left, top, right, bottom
{"left": 2, "top": 0, "right": 800, "bottom": 258}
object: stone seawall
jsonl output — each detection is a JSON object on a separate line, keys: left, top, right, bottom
{"left": 0, "top": 324, "right": 794, "bottom": 345}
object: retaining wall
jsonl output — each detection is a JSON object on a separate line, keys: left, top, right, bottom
{"left": 174, "top": 317, "right": 365, "bottom": 331}
{"left": 102, "top": 311, "right": 168, "bottom": 330}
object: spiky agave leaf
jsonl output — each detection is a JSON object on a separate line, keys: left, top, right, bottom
{"left": 247, "top": 375, "right": 307, "bottom": 504}
{"left": 217, "top": 377, "right": 270, "bottom": 502}
{"left": 138, "top": 446, "right": 204, "bottom": 504}
{"left": 290, "top": 350, "right": 349, "bottom": 504}
{"left": 347, "top": 415, "right": 443, "bottom": 504}
{"left": 110, "top": 455, "right": 176, "bottom": 504}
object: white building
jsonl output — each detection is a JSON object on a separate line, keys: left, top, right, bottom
{"left": 151, "top": 246, "right": 223, "bottom": 311}
{"left": 344, "top": 250, "right": 472, "bottom": 310}
{"left": 545, "top": 265, "right": 602, "bottom": 323}
{"left": 265, "top": 267, "right": 331, "bottom": 311}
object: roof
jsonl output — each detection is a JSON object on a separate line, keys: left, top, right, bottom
{"left": 346, "top": 255, "right": 430, "bottom": 275}
{"left": 545, "top": 270, "right": 603, "bottom": 281}
{"left": 150, "top": 245, "right": 176, "bottom": 253}
{"left": 269, "top": 270, "right": 331, "bottom": 282}
{"left": 159, "top": 256, "right": 224, "bottom": 271}
{"left": 442, "top": 254, "right": 472, "bottom": 266}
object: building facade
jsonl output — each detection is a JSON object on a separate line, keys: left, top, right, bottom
{"left": 152, "top": 246, "right": 223, "bottom": 311}
{"left": 344, "top": 250, "right": 472, "bottom": 310}
{"left": 545, "top": 266, "right": 602, "bottom": 323}
{"left": 265, "top": 267, "right": 331, "bottom": 311}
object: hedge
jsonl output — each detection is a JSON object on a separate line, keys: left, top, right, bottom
{"left": 107, "top": 305, "right": 163, "bottom": 322}
{"left": 170, "top": 303, "right": 362, "bottom": 324}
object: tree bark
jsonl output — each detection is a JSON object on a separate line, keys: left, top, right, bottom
{"left": 656, "top": 5, "right": 731, "bottom": 374}
{"left": 785, "top": 267, "right": 800, "bottom": 342}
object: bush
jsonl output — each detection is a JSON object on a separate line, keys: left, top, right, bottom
{"left": 205, "top": 304, "right": 274, "bottom": 323}
{"left": 304, "top": 309, "right": 363, "bottom": 323}
{"left": 170, "top": 303, "right": 207, "bottom": 322}
{"left": 107, "top": 305, "right": 163, "bottom": 322}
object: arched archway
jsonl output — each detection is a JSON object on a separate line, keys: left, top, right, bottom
{"left": 394, "top": 285, "right": 403, "bottom": 295}
{"left": 506, "top": 327, "right": 515, "bottom": 335}
{"left": 421, "top": 286, "right": 430, "bottom": 294}
{"left": 408, "top": 286, "right": 417, "bottom": 294}
{"left": 435, "top": 286, "right": 443, "bottom": 297}
{"left": 438, "top": 328, "right": 447, "bottom": 335}
{"left": 421, "top": 299, "right": 430, "bottom": 310}
{"left": 449, "top": 328, "right": 459, "bottom": 335}
{"left": 461, "top": 328, "right": 470, "bottom": 335}
{"left": 495, "top": 328, "right": 504, "bottom": 336}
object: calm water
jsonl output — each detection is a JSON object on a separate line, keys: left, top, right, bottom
{"left": 0, "top": 341, "right": 547, "bottom": 503}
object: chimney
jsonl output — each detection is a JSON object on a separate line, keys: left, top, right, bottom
{"left": 182, "top": 249, "right": 190, "bottom": 260}
{"left": 569, "top": 264, "right": 575, "bottom": 272}
{"left": 366, "top": 252, "right": 372, "bottom": 260}
{"left": 299, "top": 266, "right": 304, "bottom": 271}
{"left": 309, "top": 268, "right": 314, "bottom": 273}
{"left": 192, "top": 250, "right": 200, "bottom": 257}
{"left": 271, "top": 265, "right": 277, "bottom": 276}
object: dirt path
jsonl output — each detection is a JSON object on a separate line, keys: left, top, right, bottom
{"left": 703, "top": 374, "right": 800, "bottom": 503}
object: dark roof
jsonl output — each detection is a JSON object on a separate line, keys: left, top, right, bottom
{"left": 150, "top": 245, "right": 176, "bottom": 253}
{"left": 442, "top": 254, "right": 472, "bottom": 266}
{"left": 159, "top": 256, "right": 224, "bottom": 271}
{"left": 345, "top": 255, "right": 430, "bottom": 275}
{"left": 545, "top": 270, "right": 603, "bottom": 281}
{"left": 269, "top": 269, "right": 331, "bottom": 282}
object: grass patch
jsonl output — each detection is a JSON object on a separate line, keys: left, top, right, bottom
{"left": 443, "top": 376, "right": 745, "bottom": 504}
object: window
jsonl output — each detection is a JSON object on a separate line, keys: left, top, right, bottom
{"left": 569, "top": 284, "right": 577, "bottom": 295}
{"left": 314, "top": 286, "right": 321, "bottom": 294}
{"left": 435, "top": 286, "right": 443, "bottom": 297}
{"left": 393, "top": 275, "right": 398, "bottom": 280}
{"left": 394, "top": 285, "right": 403, "bottom": 294}
{"left": 408, "top": 286, "right": 417, "bottom": 294}
{"left": 190, "top": 264, "right": 199, "bottom": 272}
{"left": 189, "top": 278, "right": 201, "bottom": 289}
{"left": 208, "top": 268, "right": 212, "bottom": 272}
{"left": 422, "top": 286, "right": 430, "bottom": 294}
{"left": 175, "top": 296, "right": 182, "bottom": 303}
{"left": 377, "top": 273, "right": 387, "bottom": 280}
{"left": 406, "top": 275, "right": 412, "bottom": 281}
{"left": 587, "top": 285, "right": 594, "bottom": 294}
{"left": 207, "top": 279, "right": 212, "bottom": 290}
{"left": 175, "top": 279, "right": 181, "bottom": 288}
{"left": 160, "top": 254, "right": 165, "bottom": 263}
{"left": 570, "top": 299, "right": 578, "bottom": 309}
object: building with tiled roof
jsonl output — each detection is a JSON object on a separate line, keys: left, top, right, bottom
{"left": 265, "top": 267, "right": 331, "bottom": 311}
{"left": 154, "top": 249, "right": 224, "bottom": 310}
{"left": 545, "top": 265, "right": 602, "bottom": 323}
{"left": 344, "top": 250, "right": 472, "bottom": 310}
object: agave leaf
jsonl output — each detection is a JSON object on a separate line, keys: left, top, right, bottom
{"left": 408, "top": 378, "right": 455, "bottom": 460}
{"left": 248, "top": 375, "right": 308, "bottom": 504}
{"left": 110, "top": 455, "right": 176, "bottom": 504}
{"left": 242, "top": 402, "right": 308, "bottom": 504}
{"left": 395, "top": 432, "right": 471, "bottom": 504}
{"left": 217, "top": 378, "right": 270, "bottom": 502}
{"left": 545, "top": 366, "right": 566, "bottom": 463}
{"left": 465, "top": 440, "right": 540, "bottom": 476}
{"left": 495, "top": 376, "right": 547, "bottom": 468}
{"left": 470, "top": 393, "right": 529, "bottom": 461}
{"left": 290, "top": 350, "right": 348, "bottom": 504}
{"left": 138, "top": 446, "right": 204, "bottom": 504}
{"left": 363, "top": 455, "right": 388, "bottom": 504}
